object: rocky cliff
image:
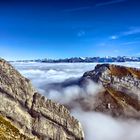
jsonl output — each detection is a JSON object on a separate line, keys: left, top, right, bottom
{"left": 0, "top": 58, "right": 84, "bottom": 140}
{"left": 81, "top": 64, "right": 140, "bottom": 119}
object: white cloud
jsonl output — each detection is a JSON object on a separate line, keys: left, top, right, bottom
{"left": 110, "top": 27, "right": 140, "bottom": 40}
{"left": 110, "top": 35, "right": 118, "bottom": 40}
{"left": 63, "top": 0, "right": 127, "bottom": 13}
{"left": 11, "top": 62, "right": 140, "bottom": 140}
{"left": 12, "top": 62, "right": 97, "bottom": 89}
{"left": 96, "top": 0, "right": 127, "bottom": 7}
{"left": 47, "top": 79, "right": 104, "bottom": 105}
{"left": 122, "top": 27, "right": 140, "bottom": 36}
{"left": 72, "top": 108, "right": 140, "bottom": 140}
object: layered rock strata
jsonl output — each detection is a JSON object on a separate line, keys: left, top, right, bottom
{"left": 0, "top": 58, "right": 84, "bottom": 140}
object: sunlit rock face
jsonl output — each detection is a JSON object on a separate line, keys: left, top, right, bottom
{"left": 81, "top": 64, "right": 140, "bottom": 119}
{"left": 0, "top": 58, "right": 84, "bottom": 140}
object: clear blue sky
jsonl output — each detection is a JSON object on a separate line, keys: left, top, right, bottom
{"left": 0, "top": 0, "right": 140, "bottom": 60}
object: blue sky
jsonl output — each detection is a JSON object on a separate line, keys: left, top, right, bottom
{"left": 0, "top": 0, "right": 140, "bottom": 60}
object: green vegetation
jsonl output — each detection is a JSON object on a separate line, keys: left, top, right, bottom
{"left": 0, "top": 115, "right": 33, "bottom": 140}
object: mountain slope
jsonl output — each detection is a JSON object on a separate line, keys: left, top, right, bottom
{"left": 81, "top": 64, "right": 140, "bottom": 119}
{"left": 0, "top": 58, "right": 84, "bottom": 140}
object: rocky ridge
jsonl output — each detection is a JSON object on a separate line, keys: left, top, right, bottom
{"left": 81, "top": 64, "right": 140, "bottom": 119}
{"left": 0, "top": 58, "right": 84, "bottom": 140}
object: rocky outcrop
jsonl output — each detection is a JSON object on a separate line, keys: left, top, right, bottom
{"left": 0, "top": 58, "right": 84, "bottom": 140}
{"left": 81, "top": 64, "right": 140, "bottom": 119}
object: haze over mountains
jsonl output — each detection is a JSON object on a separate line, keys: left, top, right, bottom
{"left": 12, "top": 56, "right": 140, "bottom": 63}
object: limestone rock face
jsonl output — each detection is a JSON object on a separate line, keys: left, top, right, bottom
{"left": 81, "top": 64, "right": 140, "bottom": 119}
{"left": 0, "top": 58, "right": 84, "bottom": 140}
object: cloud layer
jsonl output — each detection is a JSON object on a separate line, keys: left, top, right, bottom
{"left": 12, "top": 62, "right": 140, "bottom": 140}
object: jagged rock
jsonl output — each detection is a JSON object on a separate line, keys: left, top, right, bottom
{"left": 0, "top": 58, "right": 84, "bottom": 140}
{"left": 81, "top": 64, "right": 140, "bottom": 119}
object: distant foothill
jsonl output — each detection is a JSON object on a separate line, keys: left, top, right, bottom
{"left": 13, "top": 56, "right": 140, "bottom": 63}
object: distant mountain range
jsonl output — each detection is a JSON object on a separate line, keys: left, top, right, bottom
{"left": 13, "top": 56, "right": 140, "bottom": 63}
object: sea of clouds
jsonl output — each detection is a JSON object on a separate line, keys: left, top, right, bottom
{"left": 11, "top": 62, "right": 140, "bottom": 140}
